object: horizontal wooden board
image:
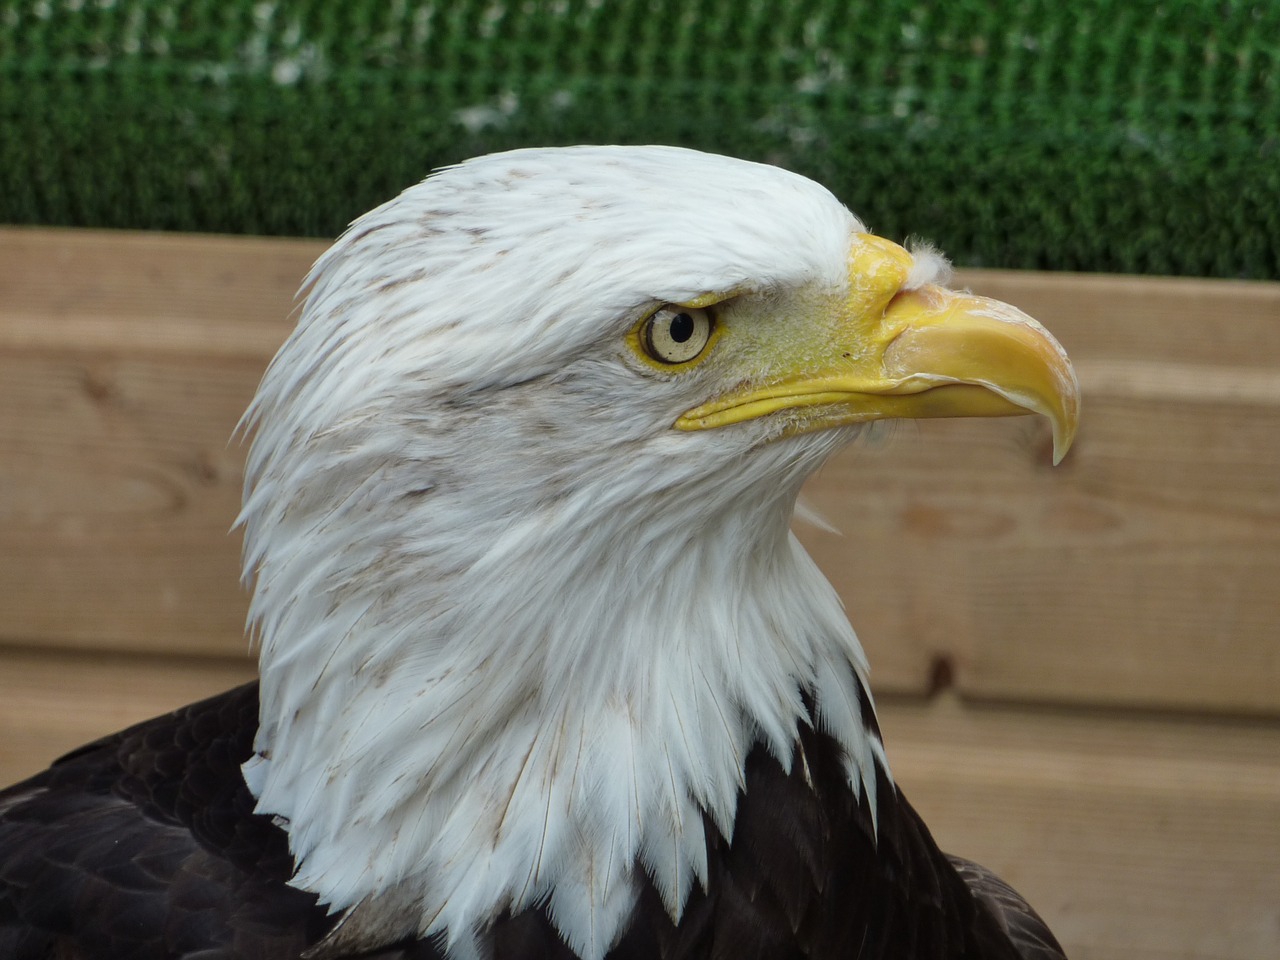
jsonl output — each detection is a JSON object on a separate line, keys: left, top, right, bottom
{"left": 2, "top": 648, "right": 1276, "bottom": 960}
{"left": 0, "top": 648, "right": 255, "bottom": 785}
{"left": 0, "top": 352, "right": 258, "bottom": 655}
{"left": 0, "top": 227, "right": 310, "bottom": 356}
{"left": 1, "top": 228, "right": 1279, "bottom": 712}
{"left": 0, "top": 229, "right": 303, "bottom": 656}
{"left": 878, "top": 692, "right": 1280, "bottom": 960}
{"left": 797, "top": 392, "right": 1280, "bottom": 712}
{"left": 789, "top": 269, "right": 1280, "bottom": 712}
{"left": 963, "top": 269, "right": 1280, "bottom": 367}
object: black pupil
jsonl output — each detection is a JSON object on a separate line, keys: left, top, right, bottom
{"left": 669, "top": 312, "right": 695, "bottom": 343}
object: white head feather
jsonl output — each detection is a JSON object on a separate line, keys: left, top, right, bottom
{"left": 238, "top": 145, "right": 891, "bottom": 959}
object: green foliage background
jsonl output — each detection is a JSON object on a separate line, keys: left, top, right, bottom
{"left": 2, "top": 0, "right": 1277, "bottom": 277}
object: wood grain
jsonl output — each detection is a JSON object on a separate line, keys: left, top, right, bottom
{"left": 3, "top": 650, "right": 1276, "bottom": 960}
{"left": 878, "top": 693, "right": 1280, "bottom": 960}
{"left": 0, "top": 647, "right": 255, "bottom": 784}
{"left": 0, "top": 227, "right": 309, "bottom": 356}
{"left": 0, "top": 228, "right": 304, "bottom": 655}
{"left": 798, "top": 270, "right": 1280, "bottom": 712}
{"left": 0, "top": 353, "right": 258, "bottom": 654}
{"left": 2, "top": 227, "right": 1278, "bottom": 712}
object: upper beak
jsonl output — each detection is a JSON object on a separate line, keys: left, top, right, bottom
{"left": 675, "top": 234, "right": 1080, "bottom": 464}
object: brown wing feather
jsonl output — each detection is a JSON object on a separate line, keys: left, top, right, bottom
{"left": 0, "top": 684, "right": 334, "bottom": 960}
{"left": 1, "top": 680, "right": 1061, "bottom": 959}
{"left": 947, "top": 855, "right": 1068, "bottom": 960}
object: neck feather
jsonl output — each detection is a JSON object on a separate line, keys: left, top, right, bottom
{"left": 243, "top": 450, "right": 887, "bottom": 960}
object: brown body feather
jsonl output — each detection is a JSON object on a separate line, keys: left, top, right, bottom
{"left": 0, "top": 684, "right": 1063, "bottom": 959}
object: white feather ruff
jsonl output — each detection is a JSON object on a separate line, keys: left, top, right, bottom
{"left": 238, "top": 146, "right": 892, "bottom": 959}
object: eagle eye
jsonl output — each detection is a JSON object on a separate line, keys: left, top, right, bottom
{"left": 642, "top": 306, "right": 714, "bottom": 365}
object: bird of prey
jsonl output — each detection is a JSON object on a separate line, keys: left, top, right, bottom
{"left": 0, "top": 146, "right": 1078, "bottom": 960}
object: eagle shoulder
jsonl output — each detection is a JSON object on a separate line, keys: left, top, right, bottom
{"left": 0, "top": 683, "right": 330, "bottom": 960}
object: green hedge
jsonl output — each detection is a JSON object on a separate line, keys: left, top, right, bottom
{"left": 2, "top": 0, "right": 1277, "bottom": 277}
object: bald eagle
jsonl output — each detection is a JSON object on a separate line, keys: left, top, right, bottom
{"left": 0, "top": 147, "right": 1077, "bottom": 960}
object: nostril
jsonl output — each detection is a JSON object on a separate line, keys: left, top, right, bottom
{"left": 883, "top": 285, "right": 950, "bottom": 319}
{"left": 883, "top": 288, "right": 917, "bottom": 316}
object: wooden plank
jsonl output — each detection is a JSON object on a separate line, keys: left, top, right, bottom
{"left": 797, "top": 416, "right": 1061, "bottom": 693}
{"left": 0, "top": 228, "right": 309, "bottom": 656}
{"left": 0, "top": 226, "right": 312, "bottom": 356}
{"left": 959, "top": 269, "right": 1280, "bottom": 365}
{"left": 877, "top": 693, "right": 1280, "bottom": 960}
{"left": 0, "top": 353, "right": 258, "bottom": 655}
{"left": 2, "top": 649, "right": 1276, "bottom": 960}
{"left": 797, "top": 270, "right": 1280, "bottom": 710}
{"left": 2, "top": 228, "right": 1279, "bottom": 712}
{"left": 960, "top": 392, "right": 1280, "bottom": 712}
{"left": 0, "top": 648, "right": 255, "bottom": 785}
{"left": 797, "top": 393, "right": 1280, "bottom": 712}
{"left": 941, "top": 270, "right": 1280, "bottom": 710}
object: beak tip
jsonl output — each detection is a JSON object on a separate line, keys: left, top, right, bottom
{"left": 1050, "top": 407, "right": 1080, "bottom": 466}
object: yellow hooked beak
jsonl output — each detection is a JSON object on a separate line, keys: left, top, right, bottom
{"left": 675, "top": 234, "right": 1080, "bottom": 463}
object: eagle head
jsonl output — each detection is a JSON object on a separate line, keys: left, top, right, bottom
{"left": 236, "top": 146, "right": 1078, "bottom": 959}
